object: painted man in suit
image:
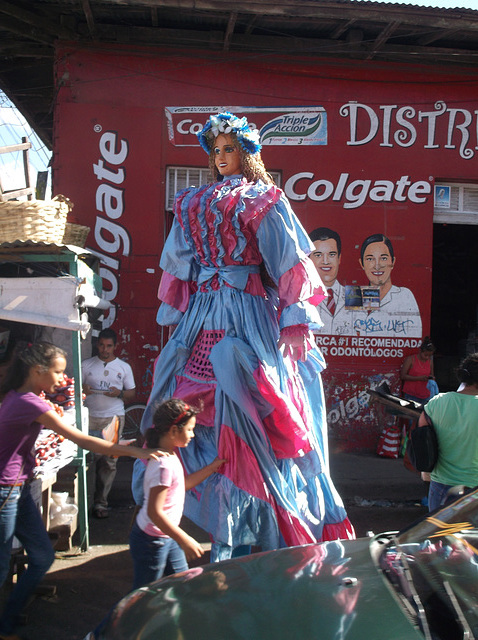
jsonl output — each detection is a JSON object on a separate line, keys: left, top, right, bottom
{"left": 309, "top": 227, "right": 353, "bottom": 335}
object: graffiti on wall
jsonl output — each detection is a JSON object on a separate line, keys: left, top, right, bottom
{"left": 323, "top": 369, "right": 401, "bottom": 452}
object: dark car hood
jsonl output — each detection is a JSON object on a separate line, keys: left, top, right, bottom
{"left": 102, "top": 537, "right": 424, "bottom": 640}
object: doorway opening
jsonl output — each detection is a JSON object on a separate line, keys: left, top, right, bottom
{"left": 431, "top": 223, "right": 478, "bottom": 391}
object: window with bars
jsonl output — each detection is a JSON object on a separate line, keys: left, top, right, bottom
{"left": 166, "top": 167, "right": 211, "bottom": 211}
{"left": 166, "top": 166, "right": 281, "bottom": 211}
{"left": 434, "top": 182, "right": 478, "bottom": 224}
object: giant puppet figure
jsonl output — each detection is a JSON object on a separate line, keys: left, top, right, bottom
{"left": 141, "top": 113, "right": 354, "bottom": 561}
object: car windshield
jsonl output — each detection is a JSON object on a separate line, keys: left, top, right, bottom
{"left": 379, "top": 490, "right": 478, "bottom": 640}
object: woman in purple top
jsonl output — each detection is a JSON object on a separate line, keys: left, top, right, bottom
{"left": 0, "top": 342, "right": 164, "bottom": 640}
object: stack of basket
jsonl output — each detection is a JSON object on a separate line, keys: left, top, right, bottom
{"left": 0, "top": 195, "right": 90, "bottom": 247}
{"left": 62, "top": 221, "right": 90, "bottom": 247}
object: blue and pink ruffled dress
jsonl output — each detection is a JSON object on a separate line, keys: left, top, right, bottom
{"left": 142, "top": 176, "right": 354, "bottom": 560}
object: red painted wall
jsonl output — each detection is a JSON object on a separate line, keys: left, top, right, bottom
{"left": 53, "top": 44, "right": 478, "bottom": 449}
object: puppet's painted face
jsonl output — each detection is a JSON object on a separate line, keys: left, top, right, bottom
{"left": 214, "top": 134, "right": 241, "bottom": 177}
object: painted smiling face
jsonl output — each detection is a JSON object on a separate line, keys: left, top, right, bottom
{"left": 361, "top": 241, "right": 395, "bottom": 287}
{"left": 310, "top": 238, "right": 341, "bottom": 286}
{"left": 214, "top": 134, "right": 242, "bottom": 177}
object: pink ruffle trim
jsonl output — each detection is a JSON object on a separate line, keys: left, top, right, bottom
{"left": 218, "top": 425, "right": 317, "bottom": 547}
{"left": 158, "top": 271, "right": 195, "bottom": 312}
{"left": 275, "top": 504, "right": 316, "bottom": 547}
{"left": 321, "top": 519, "right": 356, "bottom": 542}
{"left": 218, "top": 423, "right": 271, "bottom": 503}
{"left": 241, "top": 184, "right": 283, "bottom": 234}
{"left": 173, "top": 375, "right": 216, "bottom": 427}
{"left": 254, "top": 365, "right": 312, "bottom": 459}
{"left": 279, "top": 323, "right": 309, "bottom": 337}
{"left": 278, "top": 259, "right": 326, "bottom": 310}
{"left": 278, "top": 325, "right": 316, "bottom": 354}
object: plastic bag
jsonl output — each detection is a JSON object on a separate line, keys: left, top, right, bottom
{"left": 49, "top": 492, "right": 78, "bottom": 528}
{"left": 102, "top": 416, "right": 120, "bottom": 443}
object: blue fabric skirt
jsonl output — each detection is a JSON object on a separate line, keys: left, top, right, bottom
{"left": 142, "top": 287, "right": 352, "bottom": 560}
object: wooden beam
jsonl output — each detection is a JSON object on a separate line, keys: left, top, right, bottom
{"left": 74, "top": 22, "right": 478, "bottom": 67}
{"left": 224, "top": 12, "right": 238, "bottom": 51}
{"left": 345, "top": 28, "right": 364, "bottom": 59}
{"left": 81, "top": 0, "right": 98, "bottom": 40}
{"left": 0, "top": 136, "right": 34, "bottom": 200}
{"left": 366, "top": 20, "right": 401, "bottom": 60}
{"left": 245, "top": 14, "right": 260, "bottom": 36}
{"left": 418, "top": 27, "right": 461, "bottom": 46}
{"left": 21, "top": 136, "right": 34, "bottom": 201}
{"left": 0, "top": 42, "right": 53, "bottom": 58}
{"left": 0, "top": 140, "right": 32, "bottom": 155}
{"left": 330, "top": 19, "right": 356, "bottom": 40}
{"left": 0, "top": 0, "right": 77, "bottom": 40}
{"left": 0, "top": 186, "right": 35, "bottom": 201}
{"left": 367, "top": 40, "right": 478, "bottom": 67}
{"left": 151, "top": 7, "right": 159, "bottom": 27}
{"left": 0, "top": 13, "right": 55, "bottom": 46}
{"left": 95, "top": 0, "right": 478, "bottom": 32}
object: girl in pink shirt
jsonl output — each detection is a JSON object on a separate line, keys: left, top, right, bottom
{"left": 129, "top": 399, "right": 225, "bottom": 590}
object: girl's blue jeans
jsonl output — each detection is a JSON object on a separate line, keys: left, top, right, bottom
{"left": 0, "top": 483, "right": 55, "bottom": 634}
{"left": 428, "top": 480, "right": 453, "bottom": 512}
{"left": 129, "top": 520, "right": 188, "bottom": 590}
{"left": 91, "top": 521, "right": 189, "bottom": 639}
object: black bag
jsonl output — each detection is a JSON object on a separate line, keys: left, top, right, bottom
{"left": 406, "top": 411, "right": 439, "bottom": 472}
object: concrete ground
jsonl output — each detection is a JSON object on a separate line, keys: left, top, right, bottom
{"left": 10, "top": 449, "right": 428, "bottom": 640}
{"left": 329, "top": 447, "right": 428, "bottom": 536}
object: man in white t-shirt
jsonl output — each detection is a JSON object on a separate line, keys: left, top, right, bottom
{"left": 82, "top": 328, "right": 136, "bottom": 518}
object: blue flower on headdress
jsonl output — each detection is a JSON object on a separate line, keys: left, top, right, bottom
{"left": 197, "top": 112, "right": 262, "bottom": 155}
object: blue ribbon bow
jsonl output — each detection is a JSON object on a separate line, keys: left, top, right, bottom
{"left": 197, "top": 264, "right": 260, "bottom": 290}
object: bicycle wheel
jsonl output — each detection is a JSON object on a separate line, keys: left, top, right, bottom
{"left": 122, "top": 403, "right": 146, "bottom": 441}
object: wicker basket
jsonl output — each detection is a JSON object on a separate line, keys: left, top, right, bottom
{"left": 0, "top": 195, "right": 72, "bottom": 244}
{"left": 62, "top": 223, "right": 90, "bottom": 247}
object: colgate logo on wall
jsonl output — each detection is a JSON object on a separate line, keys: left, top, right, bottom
{"left": 90, "top": 129, "right": 132, "bottom": 327}
{"left": 165, "top": 106, "right": 327, "bottom": 147}
{"left": 285, "top": 172, "right": 432, "bottom": 208}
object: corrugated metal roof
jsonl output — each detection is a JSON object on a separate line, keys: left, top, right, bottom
{"left": 339, "top": 0, "right": 477, "bottom": 10}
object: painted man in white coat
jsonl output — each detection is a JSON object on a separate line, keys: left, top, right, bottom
{"left": 309, "top": 228, "right": 354, "bottom": 336}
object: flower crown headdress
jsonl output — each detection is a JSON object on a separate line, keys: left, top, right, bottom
{"left": 197, "top": 112, "right": 262, "bottom": 155}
